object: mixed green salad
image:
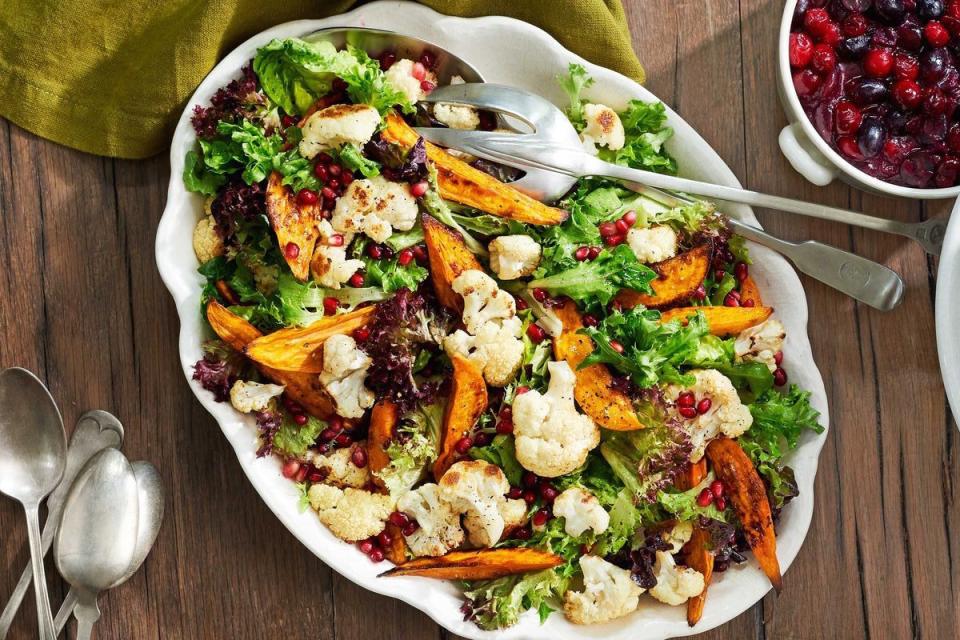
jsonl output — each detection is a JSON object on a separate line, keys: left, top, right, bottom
{"left": 186, "top": 37, "right": 822, "bottom": 630}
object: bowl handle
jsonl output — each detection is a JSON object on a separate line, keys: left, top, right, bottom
{"left": 778, "top": 122, "right": 837, "bottom": 186}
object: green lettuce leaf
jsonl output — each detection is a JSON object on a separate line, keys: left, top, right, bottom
{"left": 527, "top": 245, "right": 655, "bottom": 308}
{"left": 336, "top": 142, "right": 381, "bottom": 178}
{"left": 183, "top": 150, "right": 227, "bottom": 195}
{"left": 555, "top": 63, "right": 594, "bottom": 131}
{"left": 272, "top": 414, "right": 326, "bottom": 458}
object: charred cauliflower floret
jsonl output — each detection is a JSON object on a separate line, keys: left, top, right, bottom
{"left": 396, "top": 483, "right": 465, "bottom": 557}
{"left": 384, "top": 58, "right": 438, "bottom": 104}
{"left": 627, "top": 225, "right": 679, "bottom": 264}
{"left": 512, "top": 361, "right": 600, "bottom": 478}
{"left": 299, "top": 104, "right": 380, "bottom": 158}
{"left": 193, "top": 216, "right": 225, "bottom": 264}
{"left": 735, "top": 319, "right": 786, "bottom": 372}
{"left": 311, "top": 219, "right": 364, "bottom": 289}
{"left": 452, "top": 270, "right": 518, "bottom": 334}
{"left": 228, "top": 380, "right": 285, "bottom": 414}
{"left": 488, "top": 235, "right": 542, "bottom": 280}
{"left": 649, "top": 551, "right": 705, "bottom": 606}
{"left": 306, "top": 445, "right": 370, "bottom": 489}
{"left": 666, "top": 369, "right": 753, "bottom": 462}
{"left": 563, "top": 555, "right": 644, "bottom": 625}
{"left": 552, "top": 487, "right": 610, "bottom": 538}
{"left": 439, "top": 460, "right": 514, "bottom": 547}
{"left": 443, "top": 317, "right": 524, "bottom": 387}
{"left": 307, "top": 484, "right": 395, "bottom": 542}
{"left": 318, "top": 334, "right": 375, "bottom": 419}
{"left": 331, "top": 176, "right": 418, "bottom": 244}
{"left": 581, "top": 103, "right": 626, "bottom": 151}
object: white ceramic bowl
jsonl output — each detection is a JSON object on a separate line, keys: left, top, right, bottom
{"left": 777, "top": 0, "right": 960, "bottom": 198}
{"left": 156, "top": 3, "right": 830, "bottom": 638}
{"left": 936, "top": 198, "right": 960, "bottom": 426}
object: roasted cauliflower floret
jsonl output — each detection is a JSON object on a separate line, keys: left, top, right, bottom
{"left": 331, "top": 176, "right": 418, "bottom": 244}
{"left": 396, "top": 483, "right": 465, "bottom": 557}
{"left": 193, "top": 215, "right": 224, "bottom": 264}
{"left": 228, "top": 380, "right": 285, "bottom": 414}
{"left": 663, "top": 520, "right": 694, "bottom": 553}
{"left": 649, "top": 550, "right": 705, "bottom": 606}
{"left": 488, "top": 235, "right": 542, "bottom": 280}
{"left": 434, "top": 102, "right": 480, "bottom": 130}
{"left": 318, "top": 334, "right": 375, "bottom": 419}
{"left": 451, "top": 270, "right": 518, "bottom": 335}
{"left": 443, "top": 317, "right": 524, "bottom": 387}
{"left": 500, "top": 496, "right": 529, "bottom": 534}
{"left": 627, "top": 225, "right": 679, "bottom": 264}
{"left": 563, "top": 555, "right": 644, "bottom": 625}
{"left": 299, "top": 104, "right": 381, "bottom": 158}
{"left": 307, "top": 484, "right": 395, "bottom": 542}
{"left": 512, "top": 361, "right": 600, "bottom": 478}
{"left": 735, "top": 319, "right": 786, "bottom": 372}
{"left": 311, "top": 219, "right": 364, "bottom": 289}
{"left": 306, "top": 445, "right": 370, "bottom": 489}
{"left": 553, "top": 487, "right": 610, "bottom": 538}
{"left": 581, "top": 103, "right": 626, "bottom": 151}
{"left": 439, "top": 460, "right": 513, "bottom": 547}
{"left": 666, "top": 369, "right": 753, "bottom": 462}
{"left": 384, "top": 58, "right": 437, "bottom": 103}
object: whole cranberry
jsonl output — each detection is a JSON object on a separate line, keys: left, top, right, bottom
{"left": 883, "top": 136, "right": 917, "bottom": 162}
{"left": 898, "top": 20, "right": 925, "bottom": 50}
{"left": 838, "top": 34, "right": 872, "bottom": 58}
{"left": 794, "top": 0, "right": 812, "bottom": 28}
{"left": 864, "top": 48, "right": 895, "bottom": 76}
{"left": 934, "top": 155, "right": 960, "bottom": 186}
{"left": 920, "top": 113, "right": 950, "bottom": 144}
{"left": 842, "top": 11, "right": 868, "bottom": 35}
{"left": 875, "top": 0, "right": 907, "bottom": 23}
{"left": 838, "top": 135, "right": 864, "bottom": 158}
{"left": 804, "top": 7, "right": 833, "bottom": 34}
{"left": 947, "top": 123, "right": 960, "bottom": 150}
{"left": 872, "top": 25, "right": 900, "bottom": 47}
{"left": 924, "top": 87, "right": 950, "bottom": 113}
{"left": 812, "top": 43, "right": 838, "bottom": 71}
{"left": 819, "top": 21, "right": 844, "bottom": 44}
{"left": 900, "top": 149, "right": 938, "bottom": 186}
{"left": 893, "top": 78, "right": 924, "bottom": 108}
{"left": 894, "top": 53, "right": 921, "bottom": 79}
{"left": 790, "top": 32, "right": 816, "bottom": 67}
{"left": 835, "top": 100, "right": 863, "bottom": 133}
{"left": 925, "top": 20, "right": 952, "bottom": 47}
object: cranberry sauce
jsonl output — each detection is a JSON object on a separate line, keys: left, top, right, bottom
{"left": 790, "top": 0, "right": 960, "bottom": 188}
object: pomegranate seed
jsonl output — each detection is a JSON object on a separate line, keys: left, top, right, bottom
{"left": 327, "top": 234, "right": 344, "bottom": 247}
{"left": 523, "top": 490, "right": 537, "bottom": 504}
{"left": 342, "top": 172, "right": 354, "bottom": 186}
{"left": 803, "top": 8, "right": 831, "bottom": 35}
{"left": 411, "top": 61, "right": 427, "bottom": 80}
{"left": 377, "top": 530, "right": 393, "bottom": 547}
{"left": 284, "top": 396, "right": 303, "bottom": 412}
{"left": 358, "top": 539, "right": 375, "bottom": 554}
{"left": 420, "top": 80, "right": 436, "bottom": 92}
{"left": 532, "top": 287, "right": 548, "bottom": 302}
{"left": 691, "top": 284, "right": 707, "bottom": 301}
{"left": 697, "top": 397, "right": 713, "bottom": 414}
{"left": 323, "top": 297, "right": 339, "bottom": 315}
{"left": 742, "top": 299, "right": 756, "bottom": 307}
{"left": 419, "top": 50, "right": 437, "bottom": 68}
{"left": 281, "top": 460, "right": 300, "bottom": 479}
{"left": 379, "top": 51, "right": 397, "bottom": 70}
{"left": 367, "top": 244, "right": 383, "bottom": 259}
{"left": 412, "top": 244, "right": 428, "bottom": 262}
{"left": 532, "top": 509, "right": 550, "bottom": 527}
{"left": 307, "top": 467, "right": 326, "bottom": 483}
{"left": 540, "top": 485, "right": 559, "bottom": 503}
{"left": 321, "top": 186, "right": 337, "bottom": 201}
{"left": 351, "top": 447, "right": 368, "bottom": 468}
{"left": 335, "top": 433, "right": 353, "bottom": 447}
{"left": 729, "top": 289, "right": 741, "bottom": 300}
{"left": 677, "top": 391, "right": 696, "bottom": 408}
{"left": 328, "top": 164, "right": 342, "bottom": 177}
{"left": 515, "top": 386, "right": 530, "bottom": 395}
{"left": 398, "top": 248, "right": 414, "bottom": 266}
{"left": 925, "top": 20, "right": 951, "bottom": 46}
{"left": 622, "top": 210, "right": 638, "bottom": 226}
{"left": 389, "top": 511, "right": 410, "bottom": 527}
{"left": 499, "top": 405, "right": 513, "bottom": 420}
{"left": 724, "top": 293, "right": 741, "bottom": 307}
{"left": 368, "top": 548, "right": 384, "bottom": 563}
{"left": 587, "top": 246, "right": 601, "bottom": 260}
{"left": 774, "top": 367, "right": 788, "bottom": 386}
{"left": 297, "top": 189, "right": 318, "bottom": 206}
{"left": 774, "top": 351, "right": 784, "bottom": 366}
{"left": 410, "top": 181, "right": 429, "bottom": 197}
{"left": 811, "top": 43, "right": 837, "bottom": 73}
{"left": 515, "top": 298, "right": 528, "bottom": 311}
{"left": 710, "top": 480, "right": 725, "bottom": 498}
{"left": 615, "top": 219, "right": 630, "bottom": 234}
{"left": 526, "top": 323, "right": 547, "bottom": 343}
{"left": 603, "top": 233, "right": 625, "bottom": 246}
{"left": 734, "top": 262, "right": 749, "bottom": 282}
{"left": 349, "top": 273, "right": 365, "bottom": 288}
{"left": 317, "top": 152, "right": 334, "bottom": 165}
{"left": 864, "top": 48, "right": 894, "bottom": 77}
{"left": 582, "top": 314, "right": 599, "bottom": 327}
{"left": 696, "top": 488, "right": 714, "bottom": 507}
{"left": 514, "top": 526, "right": 532, "bottom": 540}
{"left": 598, "top": 221, "right": 617, "bottom": 237}
{"left": 293, "top": 413, "right": 308, "bottom": 426}
{"left": 284, "top": 242, "right": 300, "bottom": 260}
{"left": 328, "top": 178, "right": 341, "bottom": 191}
{"left": 314, "top": 163, "right": 328, "bottom": 180}
{"left": 715, "top": 269, "right": 726, "bottom": 280}
{"left": 507, "top": 486, "right": 523, "bottom": 499}
{"left": 353, "top": 327, "right": 371, "bottom": 342}
{"left": 320, "top": 428, "right": 337, "bottom": 443}
{"left": 454, "top": 436, "right": 473, "bottom": 454}
{"left": 281, "top": 114, "right": 297, "bottom": 128}
{"left": 523, "top": 471, "right": 539, "bottom": 488}
{"left": 574, "top": 246, "right": 590, "bottom": 261}
{"left": 401, "top": 521, "right": 419, "bottom": 536}
{"left": 609, "top": 340, "right": 624, "bottom": 354}
{"left": 294, "top": 465, "right": 309, "bottom": 482}
{"left": 496, "top": 419, "right": 514, "bottom": 434}
{"left": 715, "top": 496, "right": 727, "bottom": 511}
{"left": 329, "top": 416, "right": 344, "bottom": 431}
{"left": 473, "top": 432, "right": 492, "bottom": 449}
{"left": 679, "top": 406, "right": 698, "bottom": 419}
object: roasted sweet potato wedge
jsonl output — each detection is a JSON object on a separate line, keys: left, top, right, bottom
{"left": 422, "top": 213, "right": 483, "bottom": 312}
{"left": 382, "top": 522, "right": 408, "bottom": 565}
{"left": 616, "top": 244, "right": 712, "bottom": 310}
{"left": 739, "top": 275, "right": 763, "bottom": 307}
{"left": 659, "top": 305, "right": 772, "bottom": 336}
{"left": 205, "top": 301, "right": 337, "bottom": 418}
{"left": 381, "top": 113, "right": 567, "bottom": 225}
{"left": 706, "top": 437, "right": 782, "bottom": 593}
{"left": 266, "top": 171, "right": 321, "bottom": 281}
{"left": 683, "top": 527, "right": 715, "bottom": 626}
{"left": 368, "top": 400, "right": 399, "bottom": 491}
{"left": 434, "top": 354, "right": 487, "bottom": 480}
{"left": 553, "top": 300, "right": 642, "bottom": 431}
{"left": 379, "top": 548, "right": 563, "bottom": 580}
{"left": 674, "top": 458, "right": 708, "bottom": 491}
{"left": 243, "top": 306, "right": 376, "bottom": 373}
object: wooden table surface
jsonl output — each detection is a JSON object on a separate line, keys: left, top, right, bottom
{"left": 1, "top": 1, "right": 957, "bottom": 638}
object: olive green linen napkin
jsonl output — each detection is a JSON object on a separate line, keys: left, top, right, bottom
{"left": 0, "top": 0, "right": 643, "bottom": 158}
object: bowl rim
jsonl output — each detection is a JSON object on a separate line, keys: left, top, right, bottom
{"left": 778, "top": 0, "right": 960, "bottom": 199}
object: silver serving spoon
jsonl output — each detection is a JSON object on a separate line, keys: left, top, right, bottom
{"left": 0, "top": 368, "right": 66, "bottom": 640}
{"left": 0, "top": 410, "right": 124, "bottom": 639}
{"left": 53, "top": 460, "right": 164, "bottom": 636}
{"left": 54, "top": 449, "right": 139, "bottom": 640}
